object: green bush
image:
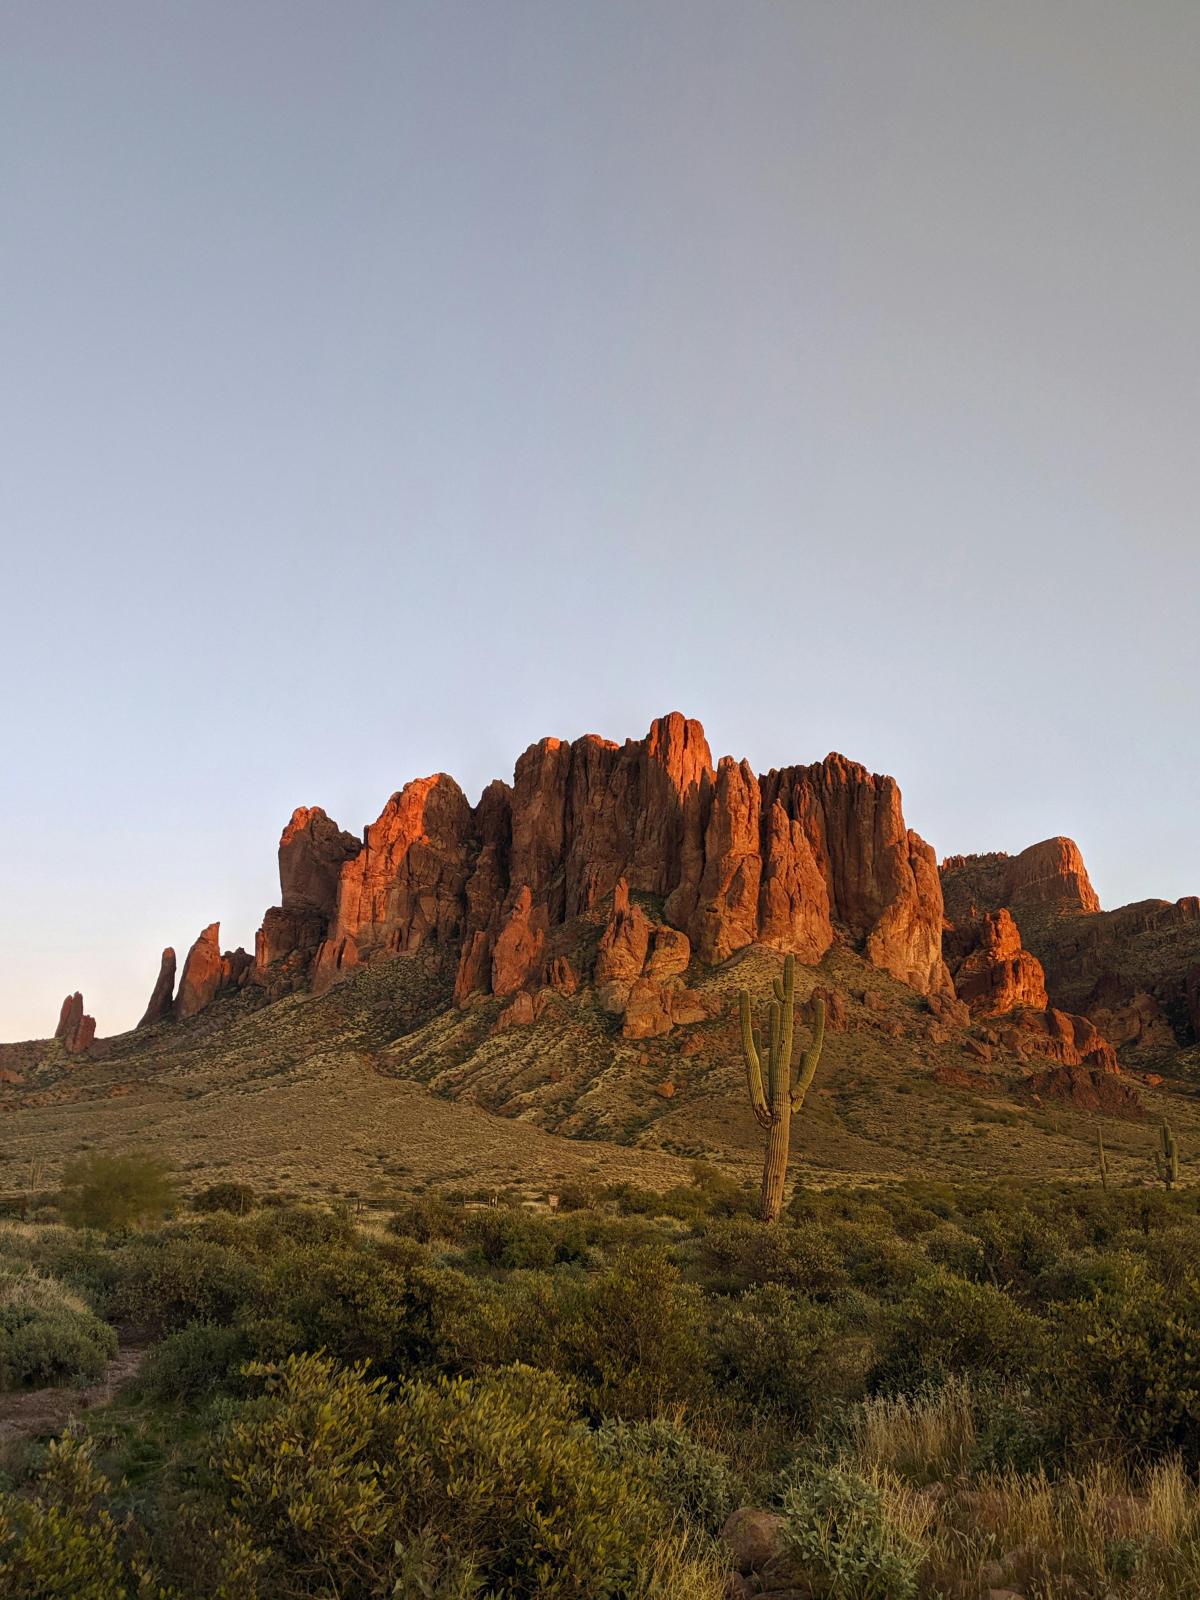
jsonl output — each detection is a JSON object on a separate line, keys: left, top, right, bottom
{"left": 523, "top": 1248, "right": 712, "bottom": 1418}
{"left": 0, "top": 1433, "right": 130, "bottom": 1599}
{"left": 464, "top": 1208, "right": 580, "bottom": 1270}
{"left": 0, "top": 1266, "right": 115, "bottom": 1390}
{"left": 710, "top": 1284, "right": 851, "bottom": 1421}
{"left": 696, "top": 1217, "right": 848, "bottom": 1298}
{"left": 1038, "top": 1264, "right": 1200, "bottom": 1466}
{"left": 192, "top": 1182, "right": 256, "bottom": 1215}
{"left": 596, "top": 1415, "right": 743, "bottom": 1532}
{"left": 386, "top": 1192, "right": 464, "bottom": 1243}
{"left": 103, "top": 1235, "right": 260, "bottom": 1334}
{"left": 136, "top": 1321, "right": 250, "bottom": 1403}
{"left": 214, "top": 1353, "right": 661, "bottom": 1599}
{"left": 57, "top": 1151, "right": 176, "bottom": 1231}
{"left": 780, "top": 1462, "right": 922, "bottom": 1600}
{"left": 871, "top": 1270, "right": 1045, "bottom": 1393}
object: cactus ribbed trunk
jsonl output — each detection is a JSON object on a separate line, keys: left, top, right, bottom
{"left": 759, "top": 1098, "right": 792, "bottom": 1223}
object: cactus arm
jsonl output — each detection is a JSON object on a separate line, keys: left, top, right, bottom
{"left": 791, "top": 996, "right": 826, "bottom": 1112}
{"left": 739, "top": 990, "right": 771, "bottom": 1128}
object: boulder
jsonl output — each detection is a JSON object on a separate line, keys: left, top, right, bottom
{"left": 720, "top": 1508, "right": 789, "bottom": 1575}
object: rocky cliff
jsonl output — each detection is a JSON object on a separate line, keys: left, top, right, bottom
{"left": 244, "top": 713, "right": 953, "bottom": 1012}
{"left": 941, "top": 840, "right": 1200, "bottom": 1058}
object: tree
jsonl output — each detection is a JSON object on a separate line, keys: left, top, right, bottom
{"left": 58, "top": 1150, "right": 176, "bottom": 1229}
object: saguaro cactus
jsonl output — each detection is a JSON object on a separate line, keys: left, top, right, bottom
{"left": 1096, "top": 1127, "right": 1109, "bottom": 1191}
{"left": 1154, "top": 1120, "right": 1180, "bottom": 1190}
{"left": 738, "top": 954, "right": 826, "bottom": 1223}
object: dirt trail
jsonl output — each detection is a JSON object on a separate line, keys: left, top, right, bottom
{"left": 0, "top": 1338, "right": 148, "bottom": 1444}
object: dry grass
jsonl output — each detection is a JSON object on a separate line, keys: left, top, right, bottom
{"left": 834, "top": 1382, "right": 1200, "bottom": 1598}
{"left": 633, "top": 1525, "right": 729, "bottom": 1599}
{"left": 856, "top": 1376, "right": 978, "bottom": 1484}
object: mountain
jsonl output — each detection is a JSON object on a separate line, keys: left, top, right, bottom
{"left": 2, "top": 713, "right": 1195, "bottom": 1198}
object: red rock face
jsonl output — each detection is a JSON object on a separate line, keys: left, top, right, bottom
{"left": 760, "top": 757, "right": 951, "bottom": 992}
{"left": 312, "top": 774, "right": 474, "bottom": 994}
{"left": 55, "top": 992, "right": 95, "bottom": 1053}
{"left": 594, "top": 879, "right": 653, "bottom": 984}
{"left": 137, "top": 948, "right": 176, "bottom": 1027}
{"left": 174, "top": 924, "right": 251, "bottom": 1020}
{"left": 941, "top": 837, "right": 1100, "bottom": 926}
{"left": 1000, "top": 1007, "right": 1118, "bottom": 1074}
{"left": 175, "top": 925, "right": 224, "bottom": 1019}
{"left": 490, "top": 885, "right": 546, "bottom": 997}
{"left": 1004, "top": 837, "right": 1101, "bottom": 915}
{"left": 253, "top": 806, "right": 363, "bottom": 994}
{"left": 265, "top": 713, "right": 951, "bottom": 1005}
{"left": 953, "top": 910, "right": 1049, "bottom": 1016}
{"left": 280, "top": 807, "right": 362, "bottom": 914}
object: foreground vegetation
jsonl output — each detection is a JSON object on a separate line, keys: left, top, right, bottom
{"left": 2, "top": 1162, "right": 1200, "bottom": 1596}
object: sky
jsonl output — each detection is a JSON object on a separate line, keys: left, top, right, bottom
{"left": 2, "top": 2, "right": 1198, "bottom": 1041}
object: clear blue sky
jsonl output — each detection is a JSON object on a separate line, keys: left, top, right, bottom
{"left": 3, "top": 2, "right": 1198, "bottom": 1040}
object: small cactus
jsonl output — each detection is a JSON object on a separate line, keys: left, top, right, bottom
{"left": 738, "top": 954, "right": 825, "bottom": 1223}
{"left": 1153, "top": 1120, "right": 1180, "bottom": 1190}
{"left": 1096, "top": 1127, "right": 1109, "bottom": 1191}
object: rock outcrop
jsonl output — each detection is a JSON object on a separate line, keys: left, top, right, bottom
{"left": 137, "top": 948, "right": 176, "bottom": 1027}
{"left": 174, "top": 924, "right": 251, "bottom": 1020}
{"left": 1020, "top": 1063, "right": 1144, "bottom": 1118}
{"left": 999, "top": 1007, "right": 1118, "bottom": 1074}
{"left": 952, "top": 910, "right": 1049, "bottom": 1016}
{"left": 942, "top": 841, "right": 1200, "bottom": 1054}
{"left": 312, "top": 775, "right": 474, "bottom": 994}
{"left": 54, "top": 992, "right": 95, "bottom": 1054}
{"left": 254, "top": 807, "right": 362, "bottom": 995}
{"left": 591, "top": 878, "right": 705, "bottom": 1038}
{"left": 289, "top": 714, "right": 951, "bottom": 1008}
{"left": 941, "top": 837, "right": 1100, "bottom": 927}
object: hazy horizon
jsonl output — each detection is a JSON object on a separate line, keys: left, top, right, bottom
{"left": 4, "top": 2, "right": 1198, "bottom": 1040}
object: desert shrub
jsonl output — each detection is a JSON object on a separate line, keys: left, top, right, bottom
{"left": 0, "top": 1433, "right": 129, "bottom": 1599}
{"left": 871, "top": 1271, "right": 1045, "bottom": 1394}
{"left": 57, "top": 1151, "right": 176, "bottom": 1231}
{"left": 1038, "top": 1264, "right": 1200, "bottom": 1466}
{"left": 214, "top": 1353, "right": 661, "bottom": 1599}
{"left": 0, "top": 1266, "right": 115, "bottom": 1390}
{"left": 464, "top": 1208, "right": 590, "bottom": 1270}
{"left": 386, "top": 1192, "right": 464, "bottom": 1243}
{"left": 555, "top": 1179, "right": 600, "bottom": 1211}
{"left": 595, "top": 1415, "right": 744, "bottom": 1532}
{"left": 779, "top": 1461, "right": 923, "bottom": 1600}
{"left": 820, "top": 1219, "right": 928, "bottom": 1299}
{"left": 710, "top": 1284, "right": 853, "bottom": 1422}
{"left": 191, "top": 1182, "right": 256, "bottom": 1215}
{"left": 256, "top": 1240, "right": 499, "bottom": 1378}
{"left": 696, "top": 1217, "right": 848, "bottom": 1298}
{"left": 964, "top": 1206, "right": 1073, "bottom": 1291}
{"left": 534, "top": 1249, "right": 711, "bottom": 1419}
{"left": 246, "top": 1202, "right": 356, "bottom": 1250}
{"left": 102, "top": 1235, "right": 260, "bottom": 1334}
{"left": 136, "top": 1321, "right": 251, "bottom": 1403}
